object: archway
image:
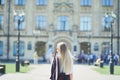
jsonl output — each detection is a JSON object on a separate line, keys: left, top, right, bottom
{"left": 53, "top": 36, "right": 72, "bottom": 53}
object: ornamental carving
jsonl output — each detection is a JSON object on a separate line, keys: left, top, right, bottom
{"left": 54, "top": 0, "right": 70, "bottom": 3}
{"left": 53, "top": 2, "right": 73, "bottom": 13}
{"left": 36, "top": 6, "right": 47, "bottom": 12}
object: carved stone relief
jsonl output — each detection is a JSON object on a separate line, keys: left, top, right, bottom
{"left": 36, "top": 6, "right": 47, "bottom": 13}
{"left": 54, "top": 0, "right": 70, "bottom": 3}
{"left": 53, "top": 2, "right": 74, "bottom": 13}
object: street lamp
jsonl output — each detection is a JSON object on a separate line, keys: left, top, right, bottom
{"left": 88, "top": 35, "right": 91, "bottom": 65}
{"left": 104, "top": 12, "right": 116, "bottom": 74}
{"left": 14, "top": 10, "right": 25, "bottom": 72}
{"left": 7, "top": 0, "right": 11, "bottom": 61}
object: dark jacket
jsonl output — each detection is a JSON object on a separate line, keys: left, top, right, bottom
{"left": 50, "top": 55, "right": 59, "bottom": 80}
{"left": 50, "top": 55, "right": 70, "bottom": 80}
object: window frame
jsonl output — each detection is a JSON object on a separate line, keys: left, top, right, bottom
{"left": 36, "top": 0, "right": 47, "bottom": 6}
{"left": 80, "top": 16, "right": 91, "bottom": 31}
{"left": 14, "top": 15, "right": 25, "bottom": 30}
{"left": 0, "top": 41, "right": 3, "bottom": 56}
{"left": 58, "top": 16, "right": 69, "bottom": 31}
{"left": 94, "top": 43, "right": 99, "bottom": 51}
{"left": 102, "top": 0, "right": 113, "bottom": 6}
{"left": 0, "top": 15, "right": 4, "bottom": 30}
{"left": 15, "top": 0, "right": 26, "bottom": 6}
{"left": 0, "top": 0, "right": 4, "bottom": 5}
{"left": 27, "top": 41, "right": 32, "bottom": 50}
{"left": 80, "top": 0, "right": 92, "bottom": 6}
{"left": 36, "top": 15, "right": 46, "bottom": 30}
{"left": 13, "top": 41, "right": 25, "bottom": 56}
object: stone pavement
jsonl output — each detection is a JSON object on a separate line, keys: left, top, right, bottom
{"left": 0, "top": 64, "right": 120, "bottom": 80}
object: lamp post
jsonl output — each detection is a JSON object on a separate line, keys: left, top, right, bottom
{"left": 104, "top": 12, "right": 116, "bottom": 74}
{"left": 117, "top": 0, "right": 120, "bottom": 59}
{"left": 7, "top": 0, "right": 11, "bottom": 61}
{"left": 14, "top": 10, "right": 25, "bottom": 72}
{"left": 88, "top": 35, "right": 91, "bottom": 65}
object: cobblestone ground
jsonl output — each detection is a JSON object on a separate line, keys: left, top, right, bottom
{"left": 0, "top": 64, "right": 120, "bottom": 80}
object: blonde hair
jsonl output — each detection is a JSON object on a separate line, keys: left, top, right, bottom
{"left": 57, "top": 42, "right": 73, "bottom": 74}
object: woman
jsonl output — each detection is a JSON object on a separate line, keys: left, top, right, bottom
{"left": 50, "top": 42, "right": 73, "bottom": 80}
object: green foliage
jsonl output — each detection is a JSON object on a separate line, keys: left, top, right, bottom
{"left": 93, "top": 66, "right": 120, "bottom": 75}
{"left": 6, "top": 63, "right": 30, "bottom": 73}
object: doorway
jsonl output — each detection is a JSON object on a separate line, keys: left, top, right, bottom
{"left": 35, "top": 41, "right": 46, "bottom": 61}
{"left": 80, "top": 42, "right": 91, "bottom": 54}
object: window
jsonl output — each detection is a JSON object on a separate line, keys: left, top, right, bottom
{"left": 0, "top": 15, "right": 3, "bottom": 30}
{"left": 94, "top": 43, "right": 99, "bottom": 51}
{"left": 49, "top": 45, "right": 52, "bottom": 48}
{"left": 0, "top": 0, "right": 4, "bottom": 5}
{"left": 102, "top": 0, "right": 113, "bottom": 6}
{"left": 58, "top": 16, "right": 69, "bottom": 31}
{"left": 80, "top": 0, "right": 92, "bottom": 6}
{"left": 0, "top": 41, "right": 3, "bottom": 56}
{"left": 102, "top": 42, "right": 110, "bottom": 54}
{"left": 13, "top": 41, "right": 25, "bottom": 56}
{"left": 27, "top": 42, "right": 32, "bottom": 50}
{"left": 74, "top": 46, "right": 77, "bottom": 51}
{"left": 36, "top": 0, "right": 47, "bottom": 5}
{"left": 80, "top": 16, "right": 91, "bottom": 31}
{"left": 102, "top": 16, "right": 111, "bottom": 31}
{"left": 15, "top": 0, "right": 26, "bottom": 5}
{"left": 36, "top": 15, "right": 46, "bottom": 30}
{"left": 14, "top": 16, "right": 25, "bottom": 30}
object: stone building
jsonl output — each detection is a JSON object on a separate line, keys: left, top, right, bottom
{"left": 0, "top": 0, "right": 120, "bottom": 60}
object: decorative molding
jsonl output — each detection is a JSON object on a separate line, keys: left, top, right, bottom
{"left": 14, "top": 6, "right": 25, "bottom": 10}
{"left": 102, "top": 8, "right": 114, "bottom": 12}
{"left": 53, "top": 2, "right": 74, "bottom": 14}
{"left": 36, "top": 6, "right": 47, "bottom": 12}
{"left": 54, "top": 0, "right": 70, "bottom": 3}
{"left": 80, "top": 7, "right": 92, "bottom": 13}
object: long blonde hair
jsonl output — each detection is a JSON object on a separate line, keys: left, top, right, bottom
{"left": 57, "top": 42, "right": 73, "bottom": 74}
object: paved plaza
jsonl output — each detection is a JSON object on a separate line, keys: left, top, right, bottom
{"left": 0, "top": 64, "right": 120, "bottom": 80}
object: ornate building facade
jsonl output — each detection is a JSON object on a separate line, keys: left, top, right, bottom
{"left": 0, "top": 0, "right": 120, "bottom": 60}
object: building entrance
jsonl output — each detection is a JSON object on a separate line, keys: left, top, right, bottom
{"left": 35, "top": 41, "right": 46, "bottom": 61}
{"left": 80, "top": 42, "right": 91, "bottom": 54}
